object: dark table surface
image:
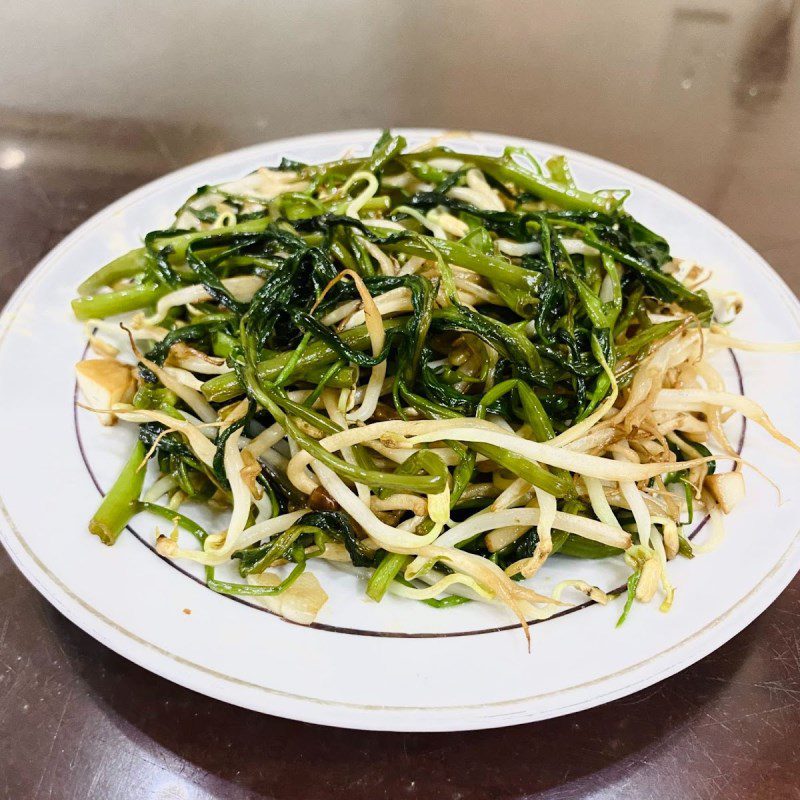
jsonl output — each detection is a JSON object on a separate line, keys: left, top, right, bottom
{"left": 2, "top": 2, "right": 800, "bottom": 798}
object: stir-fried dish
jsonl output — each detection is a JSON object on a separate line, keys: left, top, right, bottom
{"left": 72, "top": 131, "right": 799, "bottom": 638}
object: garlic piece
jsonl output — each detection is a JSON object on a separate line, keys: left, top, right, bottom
{"left": 76, "top": 358, "right": 137, "bottom": 425}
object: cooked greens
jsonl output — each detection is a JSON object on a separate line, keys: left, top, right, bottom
{"left": 73, "top": 131, "right": 799, "bottom": 636}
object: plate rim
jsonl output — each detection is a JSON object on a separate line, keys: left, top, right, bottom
{"left": 1, "top": 127, "right": 799, "bottom": 731}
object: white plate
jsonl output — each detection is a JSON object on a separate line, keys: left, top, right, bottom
{"left": 1, "top": 129, "right": 799, "bottom": 732}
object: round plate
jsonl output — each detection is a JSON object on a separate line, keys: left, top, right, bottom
{"left": 1, "top": 129, "right": 799, "bottom": 731}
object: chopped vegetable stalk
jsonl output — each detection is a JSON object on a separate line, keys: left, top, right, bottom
{"left": 88, "top": 440, "right": 147, "bottom": 545}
